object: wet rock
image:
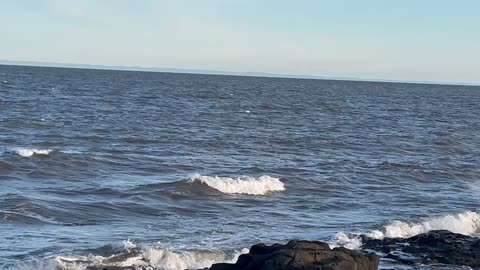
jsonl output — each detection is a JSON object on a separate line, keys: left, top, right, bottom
{"left": 211, "top": 240, "right": 379, "bottom": 270}
{"left": 361, "top": 230, "right": 480, "bottom": 268}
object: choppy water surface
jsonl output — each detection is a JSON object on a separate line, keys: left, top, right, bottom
{"left": 1, "top": 65, "right": 479, "bottom": 269}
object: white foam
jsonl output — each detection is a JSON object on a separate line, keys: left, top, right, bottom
{"left": 144, "top": 248, "right": 248, "bottom": 270}
{"left": 188, "top": 174, "right": 285, "bottom": 195}
{"left": 368, "top": 211, "right": 480, "bottom": 239}
{"left": 123, "top": 239, "right": 138, "bottom": 250}
{"left": 15, "top": 245, "right": 249, "bottom": 270}
{"left": 329, "top": 232, "right": 363, "bottom": 250}
{"left": 15, "top": 148, "right": 52, "bottom": 157}
{"left": 330, "top": 211, "right": 480, "bottom": 250}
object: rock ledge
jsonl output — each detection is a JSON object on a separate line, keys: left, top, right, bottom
{"left": 211, "top": 240, "right": 379, "bottom": 270}
{"left": 362, "top": 230, "right": 480, "bottom": 268}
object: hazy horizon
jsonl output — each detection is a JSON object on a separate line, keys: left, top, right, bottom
{"left": 1, "top": 0, "right": 479, "bottom": 84}
{"left": 1, "top": 59, "right": 479, "bottom": 87}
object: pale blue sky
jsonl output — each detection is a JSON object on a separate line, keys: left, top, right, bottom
{"left": 1, "top": 0, "right": 479, "bottom": 83}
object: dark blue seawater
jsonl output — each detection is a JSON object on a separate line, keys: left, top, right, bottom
{"left": 1, "top": 65, "right": 479, "bottom": 269}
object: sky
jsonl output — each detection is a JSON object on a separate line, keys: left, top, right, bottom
{"left": 1, "top": 0, "right": 479, "bottom": 84}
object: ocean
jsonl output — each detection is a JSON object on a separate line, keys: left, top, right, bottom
{"left": 0, "top": 64, "right": 479, "bottom": 269}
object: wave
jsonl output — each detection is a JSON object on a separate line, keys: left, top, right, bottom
{"left": 367, "top": 211, "right": 480, "bottom": 239}
{"left": 188, "top": 174, "right": 285, "bottom": 195}
{"left": 0, "top": 196, "right": 68, "bottom": 225}
{"left": 15, "top": 240, "right": 249, "bottom": 270}
{"left": 330, "top": 211, "right": 480, "bottom": 249}
{"left": 14, "top": 148, "right": 53, "bottom": 157}
{"left": 0, "top": 209, "right": 63, "bottom": 225}
{"left": 0, "top": 160, "right": 14, "bottom": 172}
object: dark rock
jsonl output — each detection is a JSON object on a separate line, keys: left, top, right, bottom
{"left": 210, "top": 240, "right": 379, "bottom": 270}
{"left": 361, "top": 230, "right": 480, "bottom": 268}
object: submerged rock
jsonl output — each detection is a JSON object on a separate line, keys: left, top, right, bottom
{"left": 361, "top": 230, "right": 480, "bottom": 268}
{"left": 211, "top": 240, "right": 379, "bottom": 270}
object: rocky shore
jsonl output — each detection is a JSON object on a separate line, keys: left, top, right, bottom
{"left": 86, "top": 240, "right": 379, "bottom": 270}
{"left": 361, "top": 230, "right": 480, "bottom": 268}
{"left": 210, "top": 240, "right": 379, "bottom": 270}
{"left": 86, "top": 230, "right": 480, "bottom": 270}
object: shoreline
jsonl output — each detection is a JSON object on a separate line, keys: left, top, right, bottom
{"left": 48, "top": 230, "right": 480, "bottom": 270}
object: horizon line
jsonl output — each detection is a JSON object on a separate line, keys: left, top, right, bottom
{"left": 1, "top": 59, "right": 479, "bottom": 87}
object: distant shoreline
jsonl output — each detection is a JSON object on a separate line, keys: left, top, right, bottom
{"left": 1, "top": 60, "right": 479, "bottom": 87}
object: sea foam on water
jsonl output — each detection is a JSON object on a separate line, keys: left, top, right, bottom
{"left": 17, "top": 245, "right": 249, "bottom": 270}
{"left": 14, "top": 148, "right": 52, "bottom": 157}
{"left": 188, "top": 174, "right": 285, "bottom": 195}
{"left": 331, "top": 211, "right": 480, "bottom": 249}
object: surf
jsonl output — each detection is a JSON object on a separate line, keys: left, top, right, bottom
{"left": 187, "top": 174, "right": 285, "bottom": 195}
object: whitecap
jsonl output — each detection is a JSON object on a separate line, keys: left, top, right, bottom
{"left": 143, "top": 247, "right": 248, "bottom": 270}
{"left": 330, "top": 211, "right": 480, "bottom": 250}
{"left": 123, "top": 239, "right": 138, "bottom": 250}
{"left": 367, "top": 211, "right": 480, "bottom": 239}
{"left": 17, "top": 245, "right": 249, "bottom": 270}
{"left": 329, "top": 231, "right": 363, "bottom": 250}
{"left": 14, "top": 148, "right": 52, "bottom": 157}
{"left": 188, "top": 173, "right": 285, "bottom": 195}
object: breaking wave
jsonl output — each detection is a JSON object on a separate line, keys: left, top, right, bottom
{"left": 14, "top": 240, "right": 249, "bottom": 270}
{"left": 331, "top": 211, "right": 480, "bottom": 249}
{"left": 14, "top": 148, "right": 53, "bottom": 157}
{"left": 188, "top": 174, "right": 285, "bottom": 195}
{"left": 367, "top": 211, "right": 480, "bottom": 239}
